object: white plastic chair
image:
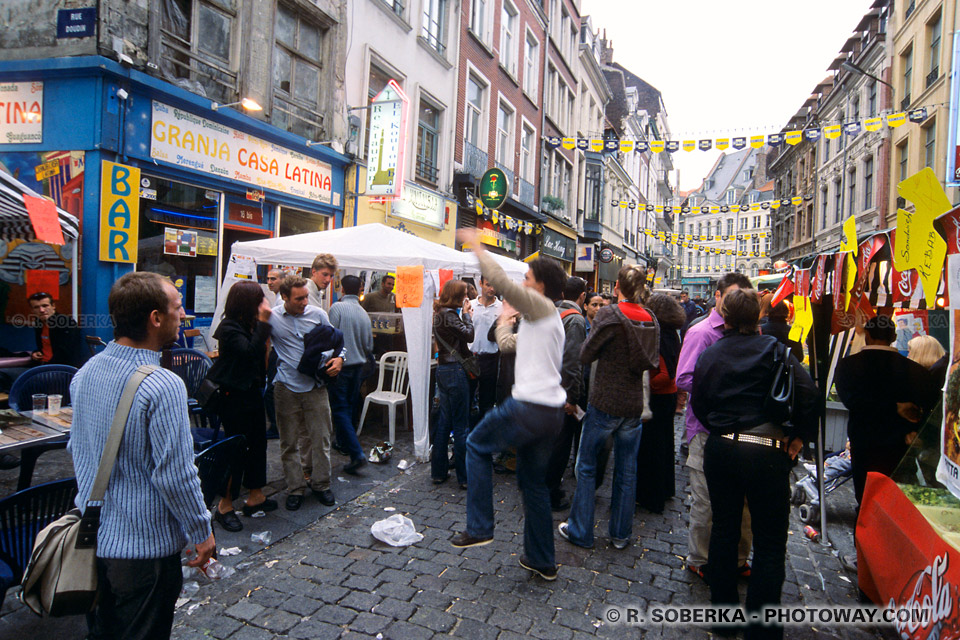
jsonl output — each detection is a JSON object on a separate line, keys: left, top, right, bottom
{"left": 357, "top": 351, "right": 409, "bottom": 445}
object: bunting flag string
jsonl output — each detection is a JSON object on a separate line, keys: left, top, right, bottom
{"left": 611, "top": 194, "right": 810, "bottom": 215}
{"left": 642, "top": 228, "right": 767, "bottom": 259}
{"left": 463, "top": 192, "right": 542, "bottom": 235}
{"left": 545, "top": 106, "right": 931, "bottom": 154}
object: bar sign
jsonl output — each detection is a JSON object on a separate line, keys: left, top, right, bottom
{"left": 57, "top": 8, "right": 96, "bottom": 39}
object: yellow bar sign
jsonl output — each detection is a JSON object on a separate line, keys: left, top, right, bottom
{"left": 100, "top": 161, "right": 140, "bottom": 263}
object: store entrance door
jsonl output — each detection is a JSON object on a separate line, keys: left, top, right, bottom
{"left": 221, "top": 225, "right": 272, "bottom": 281}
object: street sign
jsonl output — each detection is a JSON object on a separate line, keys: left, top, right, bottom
{"left": 599, "top": 248, "right": 614, "bottom": 263}
{"left": 479, "top": 168, "right": 509, "bottom": 209}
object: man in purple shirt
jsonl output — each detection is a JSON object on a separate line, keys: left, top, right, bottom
{"left": 676, "top": 273, "right": 754, "bottom": 580}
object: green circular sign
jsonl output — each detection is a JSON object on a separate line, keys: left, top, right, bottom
{"left": 479, "top": 168, "right": 509, "bottom": 209}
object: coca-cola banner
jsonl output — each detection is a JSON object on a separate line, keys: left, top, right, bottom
{"left": 811, "top": 255, "right": 827, "bottom": 303}
{"left": 937, "top": 254, "right": 960, "bottom": 500}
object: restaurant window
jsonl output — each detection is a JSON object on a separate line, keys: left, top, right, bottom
{"left": 159, "top": 0, "right": 238, "bottom": 104}
{"left": 273, "top": 4, "right": 327, "bottom": 140}
{"left": 137, "top": 177, "right": 220, "bottom": 316}
{"left": 416, "top": 99, "right": 441, "bottom": 185}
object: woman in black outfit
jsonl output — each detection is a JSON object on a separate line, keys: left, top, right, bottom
{"left": 209, "top": 281, "right": 277, "bottom": 531}
{"left": 431, "top": 279, "right": 474, "bottom": 488}
{"left": 636, "top": 293, "right": 685, "bottom": 513}
{"left": 692, "top": 289, "right": 818, "bottom": 640}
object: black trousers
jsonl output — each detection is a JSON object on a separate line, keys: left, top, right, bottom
{"left": 546, "top": 413, "right": 581, "bottom": 501}
{"left": 850, "top": 442, "right": 907, "bottom": 506}
{"left": 704, "top": 435, "right": 791, "bottom": 640}
{"left": 476, "top": 352, "right": 500, "bottom": 420}
{"left": 219, "top": 387, "right": 268, "bottom": 490}
{"left": 87, "top": 554, "right": 182, "bottom": 640}
{"left": 636, "top": 392, "right": 676, "bottom": 512}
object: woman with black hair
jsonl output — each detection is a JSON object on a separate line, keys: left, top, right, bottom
{"left": 208, "top": 280, "right": 276, "bottom": 531}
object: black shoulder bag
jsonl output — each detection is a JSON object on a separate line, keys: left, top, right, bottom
{"left": 435, "top": 331, "right": 480, "bottom": 379}
{"left": 764, "top": 341, "right": 795, "bottom": 426}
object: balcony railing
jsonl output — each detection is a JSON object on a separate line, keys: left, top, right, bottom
{"left": 905, "top": 0, "right": 915, "bottom": 19}
{"left": 518, "top": 178, "right": 536, "bottom": 209}
{"left": 463, "top": 141, "right": 488, "bottom": 180}
{"left": 900, "top": 94, "right": 912, "bottom": 111}
{"left": 415, "top": 155, "right": 439, "bottom": 184}
{"left": 495, "top": 162, "right": 515, "bottom": 195}
{"left": 926, "top": 67, "right": 939, "bottom": 88}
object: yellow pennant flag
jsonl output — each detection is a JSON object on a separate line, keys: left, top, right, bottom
{"left": 562, "top": 137, "right": 576, "bottom": 150}
{"left": 743, "top": 234, "right": 752, "bottom": 240}
{"left": 893, "top": 167, "right": 951, "bottom": 306}
{"left": 750, "top": 203, "right": 761, "bottom": 211}
{"left": 654, "top": 205, "right": 663, "bottom": 213}
{"left": 619, "top": 200, "right": 628, "bottom": 208}
{"left": 716, "top": 139, "right": 730, "bottom": 151}
{"left": 590, "top": 139, "right": 604, "bottom": 152}
{"left": 620, "top": 140, "right": 635, "bottom": 154}
{"left": 683, "top": 140, "right": 696, "bottom": 152}
{"left": 864, "top": 117, "right": 883, "bottom": 132}
{"left": 789, "top": 296, "right": 813, "bottom": 343}
{"left": 841, "top": 216, "right": 858, "bottom": 311}
{"left": 650, "top": 140, "right": 665, "bottom": 153}
{"left": 887, "top": 112, "right": 907, "bottom": 128}
{"left": 770, "top": 201, "right": 781, "bottom": 210}
{"left": 709, "top": 206, "right": 719, "bottom": 214}
{"left": 785, "top": 131, "right": 802, "bottom": 146}
{"left": 750, "top": 135, "right": 765, "bottom": 149}
{"left": 791, "top": 196, "right": 803, "bottom": 206}
{"left": 823, "top": 125, "right": 841, "bottom": 139}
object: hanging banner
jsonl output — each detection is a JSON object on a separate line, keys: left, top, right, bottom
{"left": 893, "top": 168, "right": 951, "bottom": 307}
{"left": 682, "top": 140, "right": 696, "bottom": 152}
{"left": 785, "top": 131, "right": 802, "bottom": 146}
{"left": 767, "top": 133, "right": 783, "bottom": 146}
{"left": 804, "top": 128, "right": 822, "bottom": 142}
{"left": 698, "top": 139, "right": 713, "bottom": 151}
{"left": 665, "top": 140, "right": 680, "bottom": 152}
{"left": 939, "top": 253, "right": 960, "bottom": 498}
{"left": 732, "top": 137, "right": 746, "bottom": 150}
{"left": 619, "top": 140, "right": 634, "bottom": 153}
{"left": 99, "top": 160, "right": 139, "bottom": 263}
{"left": 864, "top": 117, "right": 883, "bottom": 132}
{"left": 749, "top": 135, "right": 764, "bottom": 149}
{"left": 811, "top": 254, "right": 827, "bottom": 304}
{"left": 716, "top": 139, "right": 729, "bottom": 151}
{"left": 824, "top": 124, "right": 842, "bottom": 139}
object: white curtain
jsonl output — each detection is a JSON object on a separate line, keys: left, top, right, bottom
{"left": 400, "top": 275, "right": 436, "bottom": 461}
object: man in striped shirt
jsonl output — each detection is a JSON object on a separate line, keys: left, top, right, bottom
{"left": 69, "top": 272, "right": 214, "bottom": 640}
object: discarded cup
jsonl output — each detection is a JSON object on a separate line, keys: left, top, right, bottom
{"left": 180, "top": 581, "right": 200, "bottom": 598}
{"left": 219, "top": 546, "right": 242, "bottom": 556}
{"left": 202, "top": 558, "right": 236, "bottom": 579}
{"left": 250, "top": 531, "right": 272, "bottom": 545}
{"left": 397, "top": 459, "right": 412, "bottom": 470}
{"left": 32, "top": 394, "right": 46, "bottom": 414}
{"left": 47, "top": 394, "right": 62, "bottom": 416}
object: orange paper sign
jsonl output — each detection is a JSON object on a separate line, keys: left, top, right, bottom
{"left": 23, "top": 194, "right": 65, "bottom": 245}
{"left": 438, "top": 269, "right": 453, "bottom": 292}
{"left": 26, "top": 269, "right": 60, "bottom": 300}
{"left": 395, "top": 265, "right": 424, "bottom": 308}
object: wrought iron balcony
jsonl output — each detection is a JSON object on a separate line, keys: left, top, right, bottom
{"left": 463, "top": 141, "right": 488, "bottom": 180}
{"left": 926, "top": 67, "right": 939, "bottom": 89}
{"left": 495, "top": 162, "right": 515, "bottom": 194}
{"left": 518, "top": 178, "right": 536, "bottom": 209}
{"left": 905, "top": 0, "right": 915, "bottom": 19}
{"left": 415, "top": 155, "right": 439, "bottom": 185}
{"left": 900, "top": 94, "right": 911, "bottom": 111}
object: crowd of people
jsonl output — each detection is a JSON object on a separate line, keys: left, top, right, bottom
{"left": 51, "top": 238, "right": 950, "bottom": 639}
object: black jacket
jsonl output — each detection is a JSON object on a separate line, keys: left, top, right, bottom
{"left": 556, "top": 301, "right": 586, "bottom": 405}
{"left": 435, "top": 307, "right": 474, "bottom": 365}
{"left": 298, "top": 323, "right": 344, "bottom": 384}
{"left": 759, "top": 317, "right": 803, "bottom": 362}
{"left": 692, "top": 331, "right": 819, "bottom": 442}
{"left": 210, "top": 319, "right": 271, "bottom": 391}
{"left": 35, "top": 313, "right": 88, "bottom": 368}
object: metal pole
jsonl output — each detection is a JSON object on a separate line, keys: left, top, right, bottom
{"left": 838, "top": 81, "right": 850, "bottom": 231}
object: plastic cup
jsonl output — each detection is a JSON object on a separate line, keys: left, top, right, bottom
{"left": 32, "top": 394, "right": 47, "bottom": 414}
{"left": 47, "top": 394, "right": 62, "bottom": 416}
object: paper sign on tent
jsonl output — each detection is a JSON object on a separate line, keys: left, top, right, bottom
{"left": 438, "top": 269, "right": 453, "bottom": 292}
{"left": 789, "top": 295, "right": 813, "bottom": 345}
{"left": 395, "top": 265, "right": 424, "bottom": 308}
{"left": 893, "top": 168, "right": 951, "bottom": 307}
{"left": 23, "top": 194, "right": 65, "bottom": 245}
{"left": 26, "top": 269, "right": 60, "bottom": 300}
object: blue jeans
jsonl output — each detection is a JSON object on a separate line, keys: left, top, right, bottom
{"left": 328, "top": 364, "right": 365, "bottom": 462}
{"left": 567, "top": 405, "right": 643, "bottom": 547}
{"left": 432, "top": 363, "right": 470, "bottom": 483}
{"left": 466, "top": 398, "right": 564, "bottom": 570}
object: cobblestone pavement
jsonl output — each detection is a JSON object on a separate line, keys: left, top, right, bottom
{"left": 1, "top": 415, "right": 900, "bottom": 639}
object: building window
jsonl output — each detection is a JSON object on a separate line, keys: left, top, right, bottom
{"left": 160, "top": 0, "right": 238, "bottom": 103}
{"left": 416, "top": 100, "right": 440, "bottom": 185}
{"left": 584, "top": 162, "right": 601, "bottom": 221}
{"left": 753, "top": 215, "right": 760, "bottom": 229}
{"left": 545, "top": 65, "right": 557, "bottom": 120}
{"left": 864, "top": 156, "right": 873, "bottom": 210}
{"left": 500, "top": 0, "right": 518, "bottom": 77}
{"left": 752, "top": 236, "right": 760, "bottom": 254}
{"left": 465, "top": 74, "right": 486, "bottom": 148}
{"left": 421, "top": 0, "right": 446, "bottom": 55}
{"left": 924, "top": 123, "right": 936, "bottom": 168}
{"left": 362, "top": 64, "right": 394, "bottom": 159}
{"left": 740, "top": 217, "right": 747, "bottom": 230}
{"left": 902, "top": 45, "right": 913, "bottom": 105}
{"left": 824, "top": 136, "right": 830, "bottom": 158}
{"left": 524, "top": 31, "right": 539, "bottom": 97}
{"left": 834, "top": 180, "right": 842, "bottom": 224}
{"left": 847, "top": 169, "right": 856, "bottom": 216}
{"left": 867, "top": 81, "right": 877, "bottom": 117}
{"left": 383, "top": 0, "right": 404, "bottom": 18}
{"left": 496, "top": 101, "right": 514, "bottom": 169}
{"left": 928, "top": 13, "right": 941, "bottom": 80}
{"left": 821, "top": 187, "right": 828, "bottom": 230}
{"left": 751, "top": 263, "right": 759, "bottom": 278}
{"left": 899, "top": 140, "right": 909, "bottom": 181}
{"left": 273, "top": 4, "right": 326, "bottom": 139}
{"left": 726, "top": 218, "right": 733, "bottom": 236}
{"left": 520, "top": 123, "right": 535, "bottom": 182}
{"left": 469, "top": 0, "right": 490, "bottom": 44}
{"left": 726, "top": 189, "right": 736, "bottom": 205}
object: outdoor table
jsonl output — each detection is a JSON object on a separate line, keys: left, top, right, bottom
{"left": 0, "top": 408, "right": 72, "bottom": 491}
{"left": 0, "top": 356, "right": 33, "bottom": 368}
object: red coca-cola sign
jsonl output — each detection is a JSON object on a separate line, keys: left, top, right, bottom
{"left": 891, "top": 554, "right": 960, "bottom": 640}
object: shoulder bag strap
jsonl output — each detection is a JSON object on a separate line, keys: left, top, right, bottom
{"left": 435, "top": 330, "right": 466, "bottom": 365}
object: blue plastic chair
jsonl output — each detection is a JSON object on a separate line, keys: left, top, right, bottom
{"left": 168, "top": 349, "right": 222, "bottom": 450}
{"left": 194, "top": 435, "right": 245, "bottom": 510}
{"left": 8, "top": 365, "right": 77, "bottom": 490}
{"left": 0, "top": 477, "right": 78, "bottom": 609}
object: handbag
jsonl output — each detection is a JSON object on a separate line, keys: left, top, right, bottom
{"left": 765, "top": 341, "right": 795, "bottom": 426}
{"left": 435, "top": 331, "right": 480, "bottom": 379}
{"left": 195, "top": 377, "right": 222, "bottom": 411}
{"left": 20, "top": 364, "right": 158, "bottom": 617}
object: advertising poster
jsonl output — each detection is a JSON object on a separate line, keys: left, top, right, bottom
{"left": 163, "top": 227, "right": 198, "bottom": 257}
{"left": 937, "top": 254, "right": 960, "bottom": 498}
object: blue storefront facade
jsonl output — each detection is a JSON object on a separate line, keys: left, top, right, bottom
{"left": 0, "top": 56, "right": 347, "bottom": 346}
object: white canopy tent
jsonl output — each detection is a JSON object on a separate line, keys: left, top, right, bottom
{"left": 212, "top": 223, "right": 529, "bottom": 460}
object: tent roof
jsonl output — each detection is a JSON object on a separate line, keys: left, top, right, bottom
{"left": 0, "top": 168, "right": 80, "bottom": 242}
{"left": 230, "top": 223, "right": 528, "bottom": 279}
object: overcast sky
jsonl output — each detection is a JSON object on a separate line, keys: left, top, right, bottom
{"left": 581, "top": 0, "right": 875, "bottom": 191}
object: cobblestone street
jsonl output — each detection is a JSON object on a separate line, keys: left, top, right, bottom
{"left": 1, "top": 416, "right": 898, "bottom": 639}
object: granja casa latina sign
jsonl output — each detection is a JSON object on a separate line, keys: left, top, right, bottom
{"left": 150, "top": 101, "right": 333, "bottom": 204}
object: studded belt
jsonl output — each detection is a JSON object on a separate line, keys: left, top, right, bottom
{"left": 721, "top": 432, "right": 785, "bottom": 450}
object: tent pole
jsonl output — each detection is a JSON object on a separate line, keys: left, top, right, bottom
{"left": 71, "top": 238, "right": 79, "bottom": 320}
